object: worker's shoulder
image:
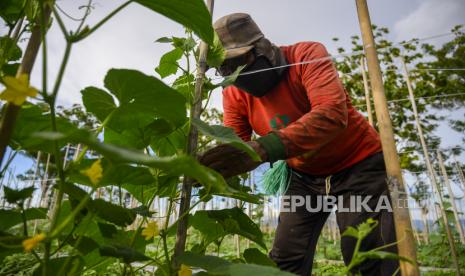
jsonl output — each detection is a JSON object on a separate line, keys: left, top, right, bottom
{"left": 281, "top": 41, "right": 329, "bottom": 61}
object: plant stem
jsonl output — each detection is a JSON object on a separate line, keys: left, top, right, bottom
{"left": 49, "top": 190, "right": 94, "bottom": 238}
{"left": 75, "top": 0, "right": 93, "bottom": 34}
{"left": 73, "top": 0, "right": 132, "bottom": 42}
{"left": 161, "top": 231, "right": 171, "bottom": 274}
{"left": 20, "top": 204, "right": 28, "bottom": 236}
{"left": 173, "top": 2, "right": 214, "bottom": 268}
{"left": 43, "top": 40, "right": 73, "bottom": 274}
{"left": 51, "top": 6, "right": 70, "bottom": 40}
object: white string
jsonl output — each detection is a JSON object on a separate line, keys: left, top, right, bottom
{"left": 341, "top": 68, "right": 465, "bottom": 77}
{"left": 210, "top": 27, "right": 463, "bottom": 80}
{"left": 354, "top": 92, "right": 465, "bottom": 108}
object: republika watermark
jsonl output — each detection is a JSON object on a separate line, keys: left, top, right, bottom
{"left": 279, "top": 195, "right": 396, "bottom": 213}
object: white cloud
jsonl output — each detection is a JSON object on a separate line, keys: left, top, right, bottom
{"left": 30, "top": 0, "right": 187, "bottom": 106}
{"left": 394, "top": 0, "right": 465, "bottom": 43}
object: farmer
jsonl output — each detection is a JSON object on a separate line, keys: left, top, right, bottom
{"left": 200, "top": 13, "right": 399, "bottom": 276}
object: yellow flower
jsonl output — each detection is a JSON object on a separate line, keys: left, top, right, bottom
{"left": 0, "top": 74, "right": 38, "bottom": 106}
{"left": 22, "top": 233, "right": 46, "bottom": 252}
{"left": 178, "top": 264, "right": 192, "bottom": 276}
{"left": 81, "top": 159, "right": 103, "bottom": 185}
{"left": 141, "top": 221, "right": 159, "bottom": 240}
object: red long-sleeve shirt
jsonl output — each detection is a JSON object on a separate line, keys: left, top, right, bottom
{"left": 222, "top": 41, "right": 382, "bottom": 175}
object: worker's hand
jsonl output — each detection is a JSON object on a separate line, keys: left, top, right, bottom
{"left": 199, "top": 141, "right": 268, "bottom": 179}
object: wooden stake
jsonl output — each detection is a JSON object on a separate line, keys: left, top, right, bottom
{"left": 354, "top": 2, "right": 419, "bottom": 274}
{"left": 454, "top": 158, "right": 465, "bottom": 190}
{"left": 400, "top": 57, "right": 460, "bottom": 274}
{"left": 246, "top": 172, "right": 253, "bottom": 248}
{"left": 173, "top": 0, "right": 214, "bottom": 268}
{"left": 359, "top": 57, "right": 374, "bottom": 126}
{"left": 26, "top": 151, "right": 42, "bottom": 208}
{"left": 437, "top": 150, "right": 465, "bottom": 244}
{"left": 0, "top": 7, "right": 51, "bottom": 168}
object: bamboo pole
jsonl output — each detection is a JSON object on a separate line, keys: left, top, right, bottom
{"left": 40, "top": 154, "right": 51, "bottom": 208}
{"left": 359, "top": 57, "right": 374, "bottom": 126}
{"left": 420, "top": 209, "right": 429, "bottom": 244}
{"left": 26, "top": 151, "right": 42, "bottom": 208}
{"left": 355, "top": 2, "right": 419, "bottom": 274}
{"left": 401, "top": 57, "right": 458, "bottom": 269}
{"left": 235, "top": 199, "right": 241, "bottom": 257}
{"left": 0, "top": 7, "right": 51, "bottom": 168}
{"left": 437, "top": 150, "right": 465, "bottom": 244}
{"left": 454, "top": 158, "right": 465, "bottom": 190}
{"left": 246, "top": 172, "right": 253, "bottom": 248}
{"left": 399, "top": 57, "right": 460, "bottom": 273}
{"left": 173, "top": 0, "right": 214, "bottom": 268}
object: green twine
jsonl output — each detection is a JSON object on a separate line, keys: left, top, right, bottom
{"left": 261, "top": 160, "right": 291, "bottom": 195}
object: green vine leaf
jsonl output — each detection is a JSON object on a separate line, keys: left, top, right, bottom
{"left": 155, "top": 48, "right": 183, "bottom": 78}
{"left": 3, "top": 186, "right": 35, "bottom": 204}
{"left": 134, "top": 0, "right": 214, "bottom": 45}
{"left": 178, "top": 252, "right": 294, "bottom": 276}
{"left": 206, "top": 32, "right": 226, "bottom": 68}
{"left": 33, "top": 130, "right": 229, "bottom": 193}
{"left": 205, "top": 207, "right": 266, "bottom": 249}
{"left": 0, "top": 208, "right": 47, "bottom": 231}
{"left": 243, "top": 248, "right": 277, "bottom": 267}
{"left": 99, "top": 244, "right": 150, "bottom": 263}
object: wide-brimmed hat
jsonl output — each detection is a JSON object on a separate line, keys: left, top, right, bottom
{"left": 213, "top": 13, "right": 264, "bottom": 59}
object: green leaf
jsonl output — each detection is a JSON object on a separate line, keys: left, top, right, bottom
{"left": 69, "top": 158, "right": 156, "bottom": 188}
{"left": 33, "top": 256, "right": 84, "bottom": 276}
{"left": 206, "top": 32, "right": 226, "bottom": 68}
{"left": 0, "top": 235, "right": 24, "bottom": 263}
{"left": 155, "top": 36, "right": 172, "bottom": 43}
{"left": 98, "top": 222, "right": 118, "bottom": 239}
{"left": 3, "top": 186, "right": 35, "bottom": 204}
{"left": 172, "top": 36, "right": 197, "bottom": 52}
{"left": 0, "top": 36, "right": 22, "bottom": 62}
{"left": 0, "top": 208, "right": 47, "bottom": 231}
{"left": 341, "top": 226, "right": 359, "bottom": 239}
{"left": 134, "top": 0, "right": 214, "bottom": 44}
{"left": 190, "top": 211, "right": 225, "bottom": 244}
{"left": 67, "top": 236, "right": 99, "bottom": 255}
{"left": 243, "top": 248, "right": 277, "bottom": 267}
{"left": 34, "top": 129, "right": 229, "bottom": 193}
{"left": 357, "top": 218, "right": 378, "bottom": 239}
{"left": 217, "top": 65, "right": 246, "bottom": 87}
{"left": 131, "top": 205, "right": 154, "bottom": 217}
{"left": 150, "top": 122, "right": 187, "bottom": 156}
{"left": 206, "top": 207, "right": 266, "bottom": 249}
{"left": 11, "top": 104, "right": 76, "bottom": 153}
{"left": 103, "top": 69, "right": 187, "bottom": 132}
{"left": 219, "top": 263, "right": 294, "bottom": 276}
{"left": 0, "top": 0, "right": 26, "bottom": 26}
{"left": 81, "top": 87, "right": 116, "bottom": 123}
{"left": 90, "top": 199, "right": 136, "bottom": 227}
{"left": 172, "top": 74, "right": 194, "bottom": 100}
{"left": 99, "top": 244, "right": 150, "bottom": 263}
{"left": 357, "top": 250, "right": 413, "bottom": 264}
{"left": 192, "top": 118, "right": 261, "bottom": 161}
{"left": 178, "top": 252, "right": 293, "bottom": 276}
{"left": 178, "top": 251, "right": 229, "bottom": 271}
{"left": 155, "top": 48, "right": 183, "bottom": 78}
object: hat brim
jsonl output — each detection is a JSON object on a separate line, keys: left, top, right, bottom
{"left": 224, "top": 45, "right": 254, "bottom": 59}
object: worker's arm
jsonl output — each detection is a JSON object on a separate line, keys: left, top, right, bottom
{"left": 223, "top": 89, "right": 253, "bottom": 142}
{"left": 198, "top": 91, "right": 265, "bottom": 178}
{"left": 257, "top": 43, "right": 348, "bottom": 162}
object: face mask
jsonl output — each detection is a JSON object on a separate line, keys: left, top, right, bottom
{"left": 233, "top": 56, "right": 284, "bottom": 97}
